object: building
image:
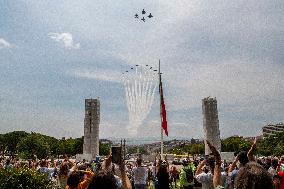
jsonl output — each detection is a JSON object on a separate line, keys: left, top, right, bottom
{"left": 77, "top": 99, "right": 100, "bottom": 161}
{"left": 262, "top": 123, "right": 284, "bottom": 138}
{"left": 202, "top": 97, "right": 221, "bottom": 155}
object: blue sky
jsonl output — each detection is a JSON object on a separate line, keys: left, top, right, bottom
{"left": 0, "top": 0, "right": 283, "bottom": 140}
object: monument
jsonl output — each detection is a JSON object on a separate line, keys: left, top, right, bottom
{"left": 77, "top": 99, "right": 100, "bottom": 161}
{"left": 202, "top": 97, "right": 221, "bottom": 155}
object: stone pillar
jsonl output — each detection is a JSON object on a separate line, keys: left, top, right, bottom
{"left": 83, "top": 99, "right": 100, "bottom": 158}
{"left": 202, "top": 97, "right": 221, "bottom": 155}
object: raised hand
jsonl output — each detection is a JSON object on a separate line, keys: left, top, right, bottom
{"left": 248, "top": 137, "right": 257, "bottom": 161}
{"left": 206, "top": 140, "right": 221, "bottom": 165}
{"left": 104, "top": 155, "right": 112, "bottom": 170}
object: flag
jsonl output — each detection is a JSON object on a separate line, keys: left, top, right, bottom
{"left": 159, "top": 74, "right": 168, "bottom": 136}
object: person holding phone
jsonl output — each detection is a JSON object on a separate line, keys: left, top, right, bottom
{"left": 92, "top": 151, "right": 132, "bottom": 189}
{"left": 132, "top": 158, "right": 148, "bottom": 189}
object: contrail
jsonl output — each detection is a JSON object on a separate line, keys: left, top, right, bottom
{"left": 122, "top": 65, "right": 158, "bottom": 136}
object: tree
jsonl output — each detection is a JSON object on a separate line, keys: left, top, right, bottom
{"left": 257, "top": 131, "right": 284, "bottom": 156}
{"left": 3, "top": 131, "right": 29, "bottom": 156}
{"left": 190, "top": 144, "right": 205, "bottom": 155}
{"left": 99, "top": 142, "right": 110, "bottom": 156}
{"left": 221, "top": 136, "right": 250, "bottom": 153}
{"left": 0, "top": 134, "right": 5, "bottom": 155}
{"left": 17, "top": 133, "right": 50, "bottom": 159}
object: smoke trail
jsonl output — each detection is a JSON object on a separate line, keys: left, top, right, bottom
{"left": 122, "top": 65, "right": 158, "bottom": 137}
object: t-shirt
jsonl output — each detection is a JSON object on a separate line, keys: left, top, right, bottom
{"left": 228, "top": 169, "right": 239, "bottom": 188}
{"left": 268, "top": 167, "right": 277, "bottom": 176}
{"left": 278, "top": 172, "right": 284, "bottom": 189}
{"left": 132, "top": 167, "right": 148, "bottom": 185}
{"left": 37, "top": 167, "right": 55, "bottom": 177}
{"left": 195, "top": 172, "right": 214, "bottom": 189}
{"left": 195, "top": 172, "right": 227, "bottom": 189}
{"left": 179, "top": 164, "right": 196, "bottom": 187}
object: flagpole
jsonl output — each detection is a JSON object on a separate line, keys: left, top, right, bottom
{"left": 159, "top": 59, "right": 164, "bottom": 160}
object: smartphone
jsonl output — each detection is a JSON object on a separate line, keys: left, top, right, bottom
{"left": 206, "top": 155, "right": 215, "bottom": 165}
{"left": 205, "top": 155, "right": 209, "bottom": 165}
{"left": 111, "top": 146, "right": 122, "bottom": 164}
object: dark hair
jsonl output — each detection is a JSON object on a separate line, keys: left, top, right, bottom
{"left": 256, "top": 159, "right": 263, "bottom": 166}
{"left": 136, "top": 158, "right": 142, "bottom": 166}
{"left": 273, "top": 174, "right": 281, "bottom": 180}
{"left": 40, "top": 160, "right": 47, "bottom": 167}
{"left": 182, "top": 160, "right": 189, "bottom": 166}
{"left": 238, "top": 151, "right": 249, "bottom": 166}
{"left": 207, "top": 157, "right": 215, "bottom": 172}
{"left": 59, "top": 162, "right": 69, "bottom": 176}
{"left": 271, "top": 158, "right": 278, "bottom": 169}
{"left": 235, "top": 162, "right": 273, "bottom": 189}
{"left": 88, "top": 170, "right": 117, "bottom": 189}
{"left": 67, "top": 171, "right": 84, "bottom": 188}
{"left": 157, "top": 165, "right": 170, "bottom": 188}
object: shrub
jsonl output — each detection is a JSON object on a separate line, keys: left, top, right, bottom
{"left": 0, "top": 167, "right": 54, "bottom": 189}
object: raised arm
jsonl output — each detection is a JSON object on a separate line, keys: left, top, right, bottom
{"left": 165, "top": 154, "right": 169, "bottom": 170}
{"left": 228, "top": 155, "right": 239, "bottom": 173}
{"left": 195, "top": 160, "right": 206, "bottom": 176}
{"left": 206, "top": 140, "right": 222, "bottom": 188}
{"left": 247, "top": 138, "right": 257, "bottom": 162}
{"left": 119, "top": 159, "right": 132, "bottom": 189}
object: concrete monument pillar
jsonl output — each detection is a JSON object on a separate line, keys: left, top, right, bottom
{"left": 202, "top": 97, "right": 221, "bottom": 155}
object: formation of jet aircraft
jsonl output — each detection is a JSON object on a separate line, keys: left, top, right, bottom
{"left": 134, "top": 9, "right": 153, "bottom": 22}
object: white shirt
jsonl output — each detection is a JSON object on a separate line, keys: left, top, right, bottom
{"left": 132, "top": 166, "right": 148, "bottom": 185}
{"left": 196, "top": 172, "right": 226, "bottom": 189}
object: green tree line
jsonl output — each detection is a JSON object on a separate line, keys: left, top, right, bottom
{"left": 0, "top": 131, "right": 110, "bottom": 159}
{"left": 166, "top": 132, "right": 284, "bottom": 156}
{"left": 0, "top": 131, "right": 283, "bottom": 159}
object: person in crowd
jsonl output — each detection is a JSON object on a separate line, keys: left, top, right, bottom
{"left": 268, "top": 158, "right": 279, "bottom": 177}
{"left": 99, "top": 154, "right": 132, "bottom": 189}
{"left": 169, "top": 165, "right": 179, "bottom": 188}
{"left": 132, "top": 158, "right": 148, "bottom": 189}
{"left": 0, "top": 162, "right": 3, "bottom": 170}
{"left": 156, "top": 163, "right": 170, "bottom": 189}
{"left": 66, "top": 170, "right": 93, "bottom": 189}
{"left": 235, "top": 161, "right": 273, "bottom": 189}
{"left": 58, "top": 162, "right": 70, "bottom": 188}
{"left": 147, "top": 166, "right": 153, "bottom": 187}
{"left": 277, "top": 168, "right": 284, "bottom": 189}
{"left": 88, "top": 170, "right": 120, "bottom": 189}
{"left": 280, "top": 157, "right": 284, "bottom": 172}
{"left": 227, "top": 138, "right": 256, "bottom": 188}
{"left": 264, "top": 157, "right": 272, "bottom": 170}
{"left": 179, "top": 158, "right": 196, "bottom": 189}
{"left": 37, "top": 159, "right": 55, "bottom": 177}
{"left": 195, "top": 141, "right": 227, "bottom": 189}
{"left": 272, "top": 174, "right": 281, "bottom": 189}
{"left": 4, "top": 159, "right": 13, "bottom": 170}
{"left": 233, "top": 138, "right": 274, "bottom": 189}
{"left": 205, "top": 140, "right": 224, "bottom": 189}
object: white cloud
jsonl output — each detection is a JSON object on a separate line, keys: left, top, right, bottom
{"left": 48, "top": 32, "right": 80, "bottom": 49}
{"left": 0, "top": 38, "right": 12, "bottom": 49}
{"left": 68, "top": 68, "right": 122, "bottom": 83}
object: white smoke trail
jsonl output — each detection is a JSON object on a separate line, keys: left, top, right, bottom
{"left": 122, "top": 65, "right": 158, "bottom": 137}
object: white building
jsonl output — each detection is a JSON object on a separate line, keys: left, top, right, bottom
{"left": 262, "top": 123, "right": 284, "bottom": 138}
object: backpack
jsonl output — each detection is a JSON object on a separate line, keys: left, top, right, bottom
{"left": 183, "top": 167, "right": 194, "bottom": 183}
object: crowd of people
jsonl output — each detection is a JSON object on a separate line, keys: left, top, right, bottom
{"left": 0, "top": 139, "right": 284, "bottom": 189}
